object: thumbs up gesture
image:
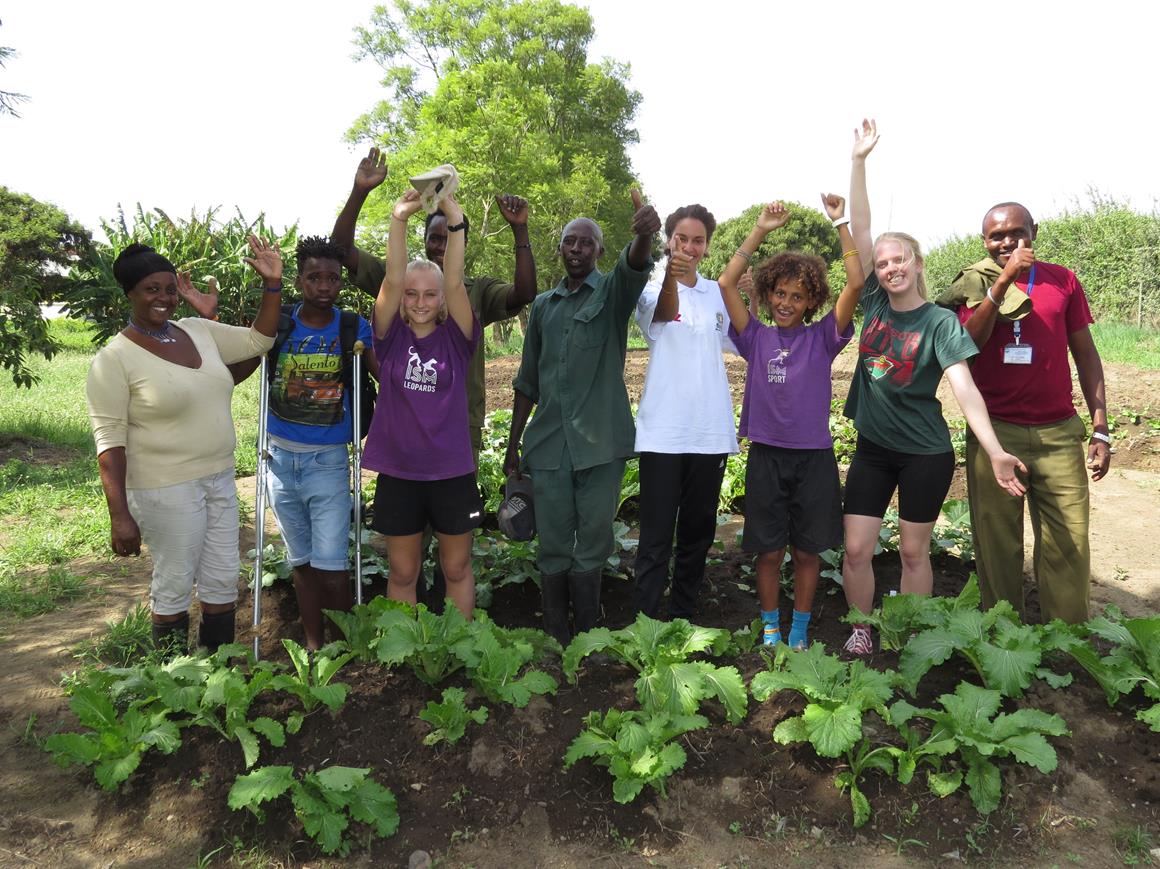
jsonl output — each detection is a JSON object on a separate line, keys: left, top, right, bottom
{"left": 630, "top": 188, "right": 661, "bottom": 238}
{"left": 1001, "top": 238, "right": 1036, "bottom": 281}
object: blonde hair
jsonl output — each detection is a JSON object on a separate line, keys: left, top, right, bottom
{"left": 401, "top": 259, "right": 447, "bottom": 324}
{"left": 874, "top": 232, "right": 928, "bottom": 299}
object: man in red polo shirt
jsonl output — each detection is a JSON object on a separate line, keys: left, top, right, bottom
{"left": 939, "top": 202, "right": 1110, "bottom": 623}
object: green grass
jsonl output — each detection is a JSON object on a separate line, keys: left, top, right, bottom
{"left": 1090, "top": 321, "right": 1160, "bottom": 369}
{"left": 73, "top": 602, "right": 153, "bottom": 667}
{"left": 0, "top": 565, "right": 91, "bottom": 618}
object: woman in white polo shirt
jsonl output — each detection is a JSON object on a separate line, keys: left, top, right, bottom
{"left": 633, "top": 204, "right": 739, "bottom": 619}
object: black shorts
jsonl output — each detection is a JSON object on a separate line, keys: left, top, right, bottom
{"left": 741, "top": 443, "right": 843, "bottom": 554}
{"left": 843, "top": 435, "right": 954, "bottom": 523}
{"left": 371, "top": 473, "right": 484, "bottom": 536}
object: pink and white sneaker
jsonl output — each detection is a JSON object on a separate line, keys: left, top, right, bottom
{"left": 843, "top": 625, "right": 873, "bottom": 657}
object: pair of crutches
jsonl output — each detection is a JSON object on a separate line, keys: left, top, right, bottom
{"left": 250, "top": 342, "right": 367, "bottom": 660}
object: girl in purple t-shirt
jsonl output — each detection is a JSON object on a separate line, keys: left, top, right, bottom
{"left": 718, "top": 196, "right": 864, "bottom": 650}
{"left": 364, "top": 189, "right": 482, "bottom": 617}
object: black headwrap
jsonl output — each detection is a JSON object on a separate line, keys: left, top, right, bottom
{"left": 112, "top": 243, "right": 177, "bottom": 293}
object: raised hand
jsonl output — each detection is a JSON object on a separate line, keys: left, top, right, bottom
{"left": 667, "top": 249, "right": 693, "bottom": 280}
{"left": 755, "top": 202, "right": 791, "bottom": 234}
{"left": 441, "top": 192, "right": 464, "bottom": 225}
{"left": 392, "top": 188, "right": 424, "bottom": 222}
{"left": 991, "top": 451, "right": 1029, "bottom": 497}
{"left": 354, "top": 146, "right": 388, "bottom": 193}
{"left": 820, "top": 193, "right": 846, "bottom": 222}
{"left": 1001, "top": 238, "right": 1036, "bottom": 279}
{"left": 737, "top": 267, "right": 755, "bottom": 299}
{"left": 496, "top": 194, "right": 529, "bottom": 226}
{"left": 852, "top": 118, "right": 879, "bottom": 160}
{"left": 243, "top": 235, "right": 283, "bottom": 287}
{"left": 176, "top": 272, "right": 220, "bottom": 319}
{"left": 630, "top": 188, "right": 661, "bottom": 238}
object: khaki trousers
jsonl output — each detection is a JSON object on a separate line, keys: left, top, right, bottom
{"left": 966, "top": 414, "right": 1090, "bottom": 624}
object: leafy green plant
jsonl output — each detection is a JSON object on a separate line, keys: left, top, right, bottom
{"left": 903, "top": 682, "right": 1069, "bottom": 815}
{"left": 245, "top": 543, "right": 292, "bottom": 589}
{"left": 931, "top": 499, "right": 974, "bottom": 560}
{"left": 228, "top": 765, "right": 398, "bottom": 856}
{"left": 325, "top": 596, "right": 401, "bottom": 662}
{"left": 269, "top": 639, "right": 353, "bottom": 719}
{"left": 564, "top": 614, "right": 747, "bottom": 724}
{"left": 73, "top": 603, "right": 154, "bottom": 667}
{"left": 751, "top": 643, "right": 895, "bottom": 759}
{"left": 473, "top": 529, "right": 540, "bottom": 607}
{"left": 834, "top": 737, "right": 897, "bottom": 828}
{"left": 465, "top": 618, "right": 558, "bottom": 708}
{"left": 419, "top": 687, "right": 489, "bottom": 746}
{"left": 188, "top": 650, "right": 288, "bottom": 769}
{"left": 718, "top": 450, "right": 747, "bottom": 514}
{"left": 43, "top": 683, "right": 181, "bottom": 790}
{"left": 564, "top": 708, "right": 709, "bottom": 803}
{"left": 373, "top": 602, "right": 476, "bottom": 684}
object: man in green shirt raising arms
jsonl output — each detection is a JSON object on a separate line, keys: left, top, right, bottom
{"left": 333, "top": 147, "right": 538, "bottom": 607}
{"left": 504, "top": 190, "right": 660, "bottom": 644}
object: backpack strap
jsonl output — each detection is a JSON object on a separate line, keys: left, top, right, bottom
{"left": 266, "top": 304, "right": 296, "bottom": 385}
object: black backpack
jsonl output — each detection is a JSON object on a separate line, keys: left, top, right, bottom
{"left": 267, "top": 305, "right": 377, "bottom": 441}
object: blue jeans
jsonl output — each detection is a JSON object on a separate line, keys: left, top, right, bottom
{"left": 266, "top": 444, "right": 351, "bottom": 572}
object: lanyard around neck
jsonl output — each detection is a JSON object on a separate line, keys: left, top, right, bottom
{"left": 1011, "top": 264, "right": 1036, "bottom": 344}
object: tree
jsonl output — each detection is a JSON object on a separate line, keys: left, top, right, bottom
{"left": 1, "top": 20, "right": 29, "bottom": 117}
{"left": 701, "top": 201, "right": 842, "bottom": 282}
{"left": 0, "top": 188, "right": 90, "bottom": 387}
{"left": 65, "top": 205, "right": 301, "bottom": 345}
{"left": 347, "top": 0, "right": 644, "bottom": 293}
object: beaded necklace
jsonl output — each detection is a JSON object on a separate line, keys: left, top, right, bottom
{"left": 127, "top": 319, "right": 177, "bottom": 344}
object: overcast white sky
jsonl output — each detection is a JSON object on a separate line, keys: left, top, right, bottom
{"left": 3, "top": 0, "right": 1158, "bottom": 252}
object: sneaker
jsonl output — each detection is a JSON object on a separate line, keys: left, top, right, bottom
{"left": 843, "top": 625, "right": 873, "bottom": 657}
{"left": 762, "top": 625, "right": 782, "bottom": 647}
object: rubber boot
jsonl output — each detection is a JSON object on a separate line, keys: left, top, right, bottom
{"left": 198, "top": 608, "right": 235, "bottom": 653}
{"left": 152, "top": 612, "right": 190, "bottom": 657}
{"left": 569, "top": 569, "right": 603, "bottom": 635}
{"left": 540, "top": 571, "right": 572, "bottom": 647}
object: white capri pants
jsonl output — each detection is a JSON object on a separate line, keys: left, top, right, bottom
{"left": 126, "top": 468, "right": 241, "bottom": 615}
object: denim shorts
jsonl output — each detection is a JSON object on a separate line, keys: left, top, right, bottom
{"left": 127, "top": 468, "right": 240, "bottom": 615}
{"left": 266, "top": 443, "right": 352, "bottom": 572}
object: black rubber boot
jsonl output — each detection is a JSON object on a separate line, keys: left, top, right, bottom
{"left": 198, "top": 608, "right": 236, "bottom": 653}
{"left": 569, "top": 569, "right": 603, "bottom": 635}
{"left": 152, "top": 612, "right": 190, "bottom": 657}
{"left": 540, "top": 571, "right": 572, "bottom": 646}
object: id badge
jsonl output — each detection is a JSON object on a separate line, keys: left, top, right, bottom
{"left": 1003, "top": 343, "right": 1033, "bottom": 365}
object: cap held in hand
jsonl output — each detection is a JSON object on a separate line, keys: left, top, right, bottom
{"left": 409, "top": 164, "right": 461, "bottom": 213}
{"left": 497, "top": 472, "right": 536, "bottom": 542}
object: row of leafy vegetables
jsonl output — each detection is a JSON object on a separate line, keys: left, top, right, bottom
{"left": 42, "top": 577, "right": 1160, "bottom": 854}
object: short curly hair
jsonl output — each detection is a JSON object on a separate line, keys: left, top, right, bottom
{"left": 296, "top": 235, "right": 346, "bottom": 269}
{"left": 752, "top": 252, "right": 831, "bottom": 323}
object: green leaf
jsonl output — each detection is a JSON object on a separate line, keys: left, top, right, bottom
{"left": 895, "top": 754, "right": 917, "bottom": 785}
{"left": 94, "top": 751, "right": 142, "bottom": 790}
{"left": 44, "top": 732, "right": 100, "bottom": 766}
{"left": 139, "top": 717, "right": 181, "bottom": 754}
{"left": 694, "top": 663, "right": 748, "bottom": 724}
{"left": 564, "top": 730, "right": 614, "bottom": 766}
{"left": 297, "top": 791, "right": 350, "bottom": 855}
{"left": 964, "top": 756, "right": 1002, "bottom": 814}
{"left": 1138, "top": 703, "right": 1160, "bottom": 732}
{"left": 1001, "top": 732, "right": 1058, "bottom": 773}
{"left": 611, "top": 773, "right": 646, "bottom": 804}
{"left": 250, "top": 716, "right": 286, "bottom": 748}
{"left": 772, "top": 715, "right": 810, "bottom": 747}
{"left": 849, "top": 784, "right": 871, "bottom": 828}
{"left": 347, "top": 778, "right": 400, "bottom": 838}
{"left": 70, "top": 685, "right": 117, "bottom": 731}
{"left": 1035, "top": 667, "right": 1073, "bottom": 689}
{"left": 235, "top": 726, "right": 260, "bottom": 769}
{"left": 636, "top": 662, "right": 706, "bottom": 718}
{"left": 286, "top": 711, "right": 304, "bottom": 735}
{"left": 315, "top": 766, "right": 369, "bottom": 793}
{"left": 561, "top": 627, "right": 615, "bottom": 680}
{"left": 899, "top": 628, "right": 959, "bottom": 693}
{"left": 310, "top": 683, "right": 349, "bottom": 712}
{"left": 228, "top": 765, "right": 295, "bottom": 811}
{"left": 802, "top": 704, "right": 862, "bottom": 758}
{"left": 927, "top": 769, "right": 963, "bottom": 798}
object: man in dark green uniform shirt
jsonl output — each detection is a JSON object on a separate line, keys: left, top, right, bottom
{"left": 504, "top": 190, "right": 660, "bottom": 644}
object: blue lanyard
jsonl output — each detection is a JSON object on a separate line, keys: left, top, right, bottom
{"left": 1011, "top": 264, "right": 1036, "bottom": 344}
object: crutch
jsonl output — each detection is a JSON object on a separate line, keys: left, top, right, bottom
{"left": 351, "top": 340, "right": 365, "bottom": 605}
{"left": 251, "top": 355, "right": 272, "bottom": 660}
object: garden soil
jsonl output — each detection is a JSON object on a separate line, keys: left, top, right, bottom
{"left": 2, "top": 354, "right": 1159, "bottom": 868}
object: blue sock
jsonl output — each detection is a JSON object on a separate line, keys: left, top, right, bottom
{"left": 761, "top": 609, "right": 780, "bottom": 645}
{"left": 788, "top": 609, "right": 812, "bottom": 650}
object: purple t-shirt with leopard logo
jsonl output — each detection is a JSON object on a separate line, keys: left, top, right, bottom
{"left": 363, "top": 313, "right": 481, "bottom": 481}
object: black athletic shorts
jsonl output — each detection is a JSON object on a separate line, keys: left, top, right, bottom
{"left": 371, "top": 472, "right": 484, "bottom": 536}
{"left": 741, "top": 443, "right": 843, "bottom": 554}
{"left": 843, "top": 435, "right": 954, "bottom": 523}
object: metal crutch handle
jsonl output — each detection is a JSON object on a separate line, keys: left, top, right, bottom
{"left": 251, "top": 355, "right": 272, "bottom": 660}
{"left": 351, "top": 340, "right": 365, "bottom": 606}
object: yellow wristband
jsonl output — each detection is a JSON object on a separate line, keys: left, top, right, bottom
{"left": 842, "top": 249, "right": 859, "bottom": 260}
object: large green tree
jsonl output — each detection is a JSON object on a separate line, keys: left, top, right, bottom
{"left": 0, "top": 187, "right": 90, "bottom": 387}
{"left": 348, "top": 0, "right": 644, "bottom": 290}
{"left": 701, "top": 201, "right": 842, "bottom": 281}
